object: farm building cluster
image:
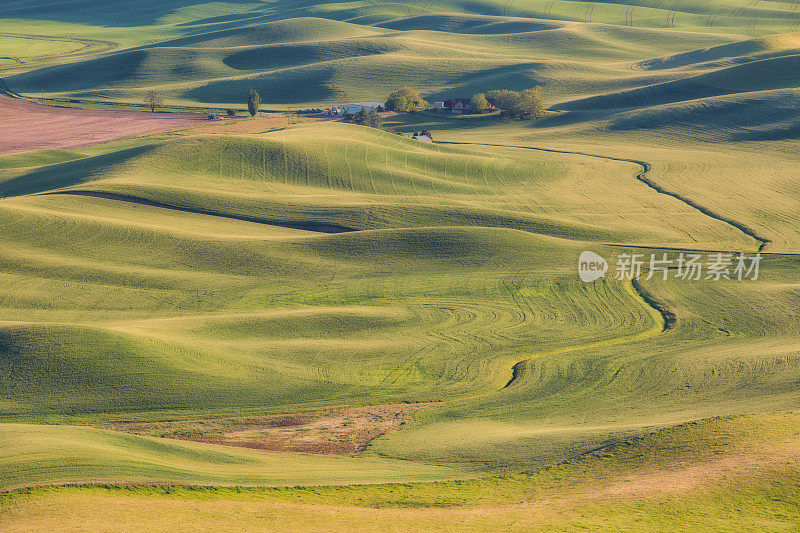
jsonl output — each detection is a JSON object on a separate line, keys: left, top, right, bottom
{"left": 432, "top": 98, "right": 497, "bottom": 113}
{"left": 324, "top": 102, "right": 384, "bottom": 115}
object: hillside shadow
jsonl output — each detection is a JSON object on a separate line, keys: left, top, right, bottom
{"left": 186, "top": 67, "right": 336, "bottom": 104}
{"left": 0, "top": 145, "right": 155, "bottom": 198}
{"left": 384, "top": 112, "right": 503, "bottom": 133}
{"left": 5, "top": 50, "right": 147, "bottom": 94}
{"left": 385, "top": 108, "right": 612, "bottom": 133}
{"left": 424, "top": 63, "right": 546, "bottom": 102}
{"left": 0, "top": 0, "right": 263, "bottom": 27}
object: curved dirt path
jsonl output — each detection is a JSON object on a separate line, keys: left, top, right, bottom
{"left": 0, "top": 32, "right": 117, "bottom": 64}
{"left": 436, "top": 140, "right": 771, "bottom": 252}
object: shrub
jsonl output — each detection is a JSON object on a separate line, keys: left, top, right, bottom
{"left": 226, "top": 109, "right": 237, "bottom": 117}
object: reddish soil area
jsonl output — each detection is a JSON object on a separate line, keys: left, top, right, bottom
{"left": 0, "top": 95, "right": 211, "bottom": 155}
{"left": 100, "top": 403, "right": 429, "bottom": 454}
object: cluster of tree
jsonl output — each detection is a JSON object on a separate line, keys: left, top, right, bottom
{"left": 385, "top": 87, "right": 427, "bottom": 112}
{"left": 343, "top": 107, "right": 383, "bottom": 128}
{"left": 480, "top": 87, "right": 546, "bottom": 120}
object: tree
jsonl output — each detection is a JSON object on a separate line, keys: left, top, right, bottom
{"left": 354, "top": 107, "right": 368, "bottom": 125}
{"left": 346, "top": 107, "right": 383, "bottom": 129}
{"left": 517, "top": 87, "right": 546, "bottom": 119}
{"left": 366, "top": 108, "right": 382, "bottom": 128}
{"left": 469, "top": 93, "right": 489, "bottom": 113}
{"left": 144, "top": 90, "right": 162, "bottom": 113}
{"left": 385, "top": 87, "right": 427, "bottom": 112}
{"left": 247, "top": 89, "right": 261, "bottom": 117}
{"left": 485, "top": 87, "right": 546, "bottom": 120}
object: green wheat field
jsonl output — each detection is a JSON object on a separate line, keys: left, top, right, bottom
{"left": 1, "top": 0, "right": 800, "bottom": 530}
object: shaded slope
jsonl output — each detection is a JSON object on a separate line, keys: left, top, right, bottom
{"left": 3, "top": 17, "right": 734, "bottom": 106}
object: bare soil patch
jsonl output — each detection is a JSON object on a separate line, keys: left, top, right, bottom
{"left": 100, "top": 404, "right": 427, "bottom": 454}
{"left": 0, "top": 95, "right": 210, "bottom": 155}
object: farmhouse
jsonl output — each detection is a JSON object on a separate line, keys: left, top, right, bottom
{"left": 444, "top": 98, "right": 470, "bottom": 113}
{"left": 412, "top": 129, "right": 434, "bottom": 142}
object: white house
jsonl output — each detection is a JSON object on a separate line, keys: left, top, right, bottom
{"left": 412, "top": 130, "right": 434, "bottom": 142}
{"left": 339, "top": 102, "right": 383, "bottom": 114}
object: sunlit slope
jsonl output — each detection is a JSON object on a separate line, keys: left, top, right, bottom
{"left": 0, "top": 33, "right": 93, "bottom": 70}
{"left": 4, "top": 412, "right": 800, "bottom": 531}
{"left": 0, "top": 191, "right": 663, "bottom": 417}
{"left": 638, "top": 31, "right": 800, "bottom": 70}
{"left": 1, "top": 124, "right": 795, "bottom": 475}
{"left": 371, "top": 254, "right": 800, "bottom": 470}
{"left": 389, "top": 111, "right": 800, "bottom": 253}
{"left": 628, "top": 145, "right": 800, "bottom": 253}
{"left": 549, "top": 30, "right": 800, "bottom": 151}
{"left": 0, "top": 423, "right": 463, "bottom": 490}
{"left": 0, "top": 122, "right": 752, "bottom": 249}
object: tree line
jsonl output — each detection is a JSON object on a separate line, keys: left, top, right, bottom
{"left": 472, "top": 88, "right": 546, "bottom": 119}
{"left": 384, "top": 86, "right": 546, "bottom": 120}
{"left": 142, "top": 86, "right": 545, "bottom": 124}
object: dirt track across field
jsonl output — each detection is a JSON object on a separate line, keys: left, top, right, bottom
{"left": 0, "top": 94, "right": 211, "bottom": 155}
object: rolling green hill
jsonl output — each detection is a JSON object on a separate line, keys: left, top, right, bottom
{"left": 3, "top": 16, "right": 736, "bottom": 107}
{"left": 3, "top": 1, "right": 800, "bottom": 530}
